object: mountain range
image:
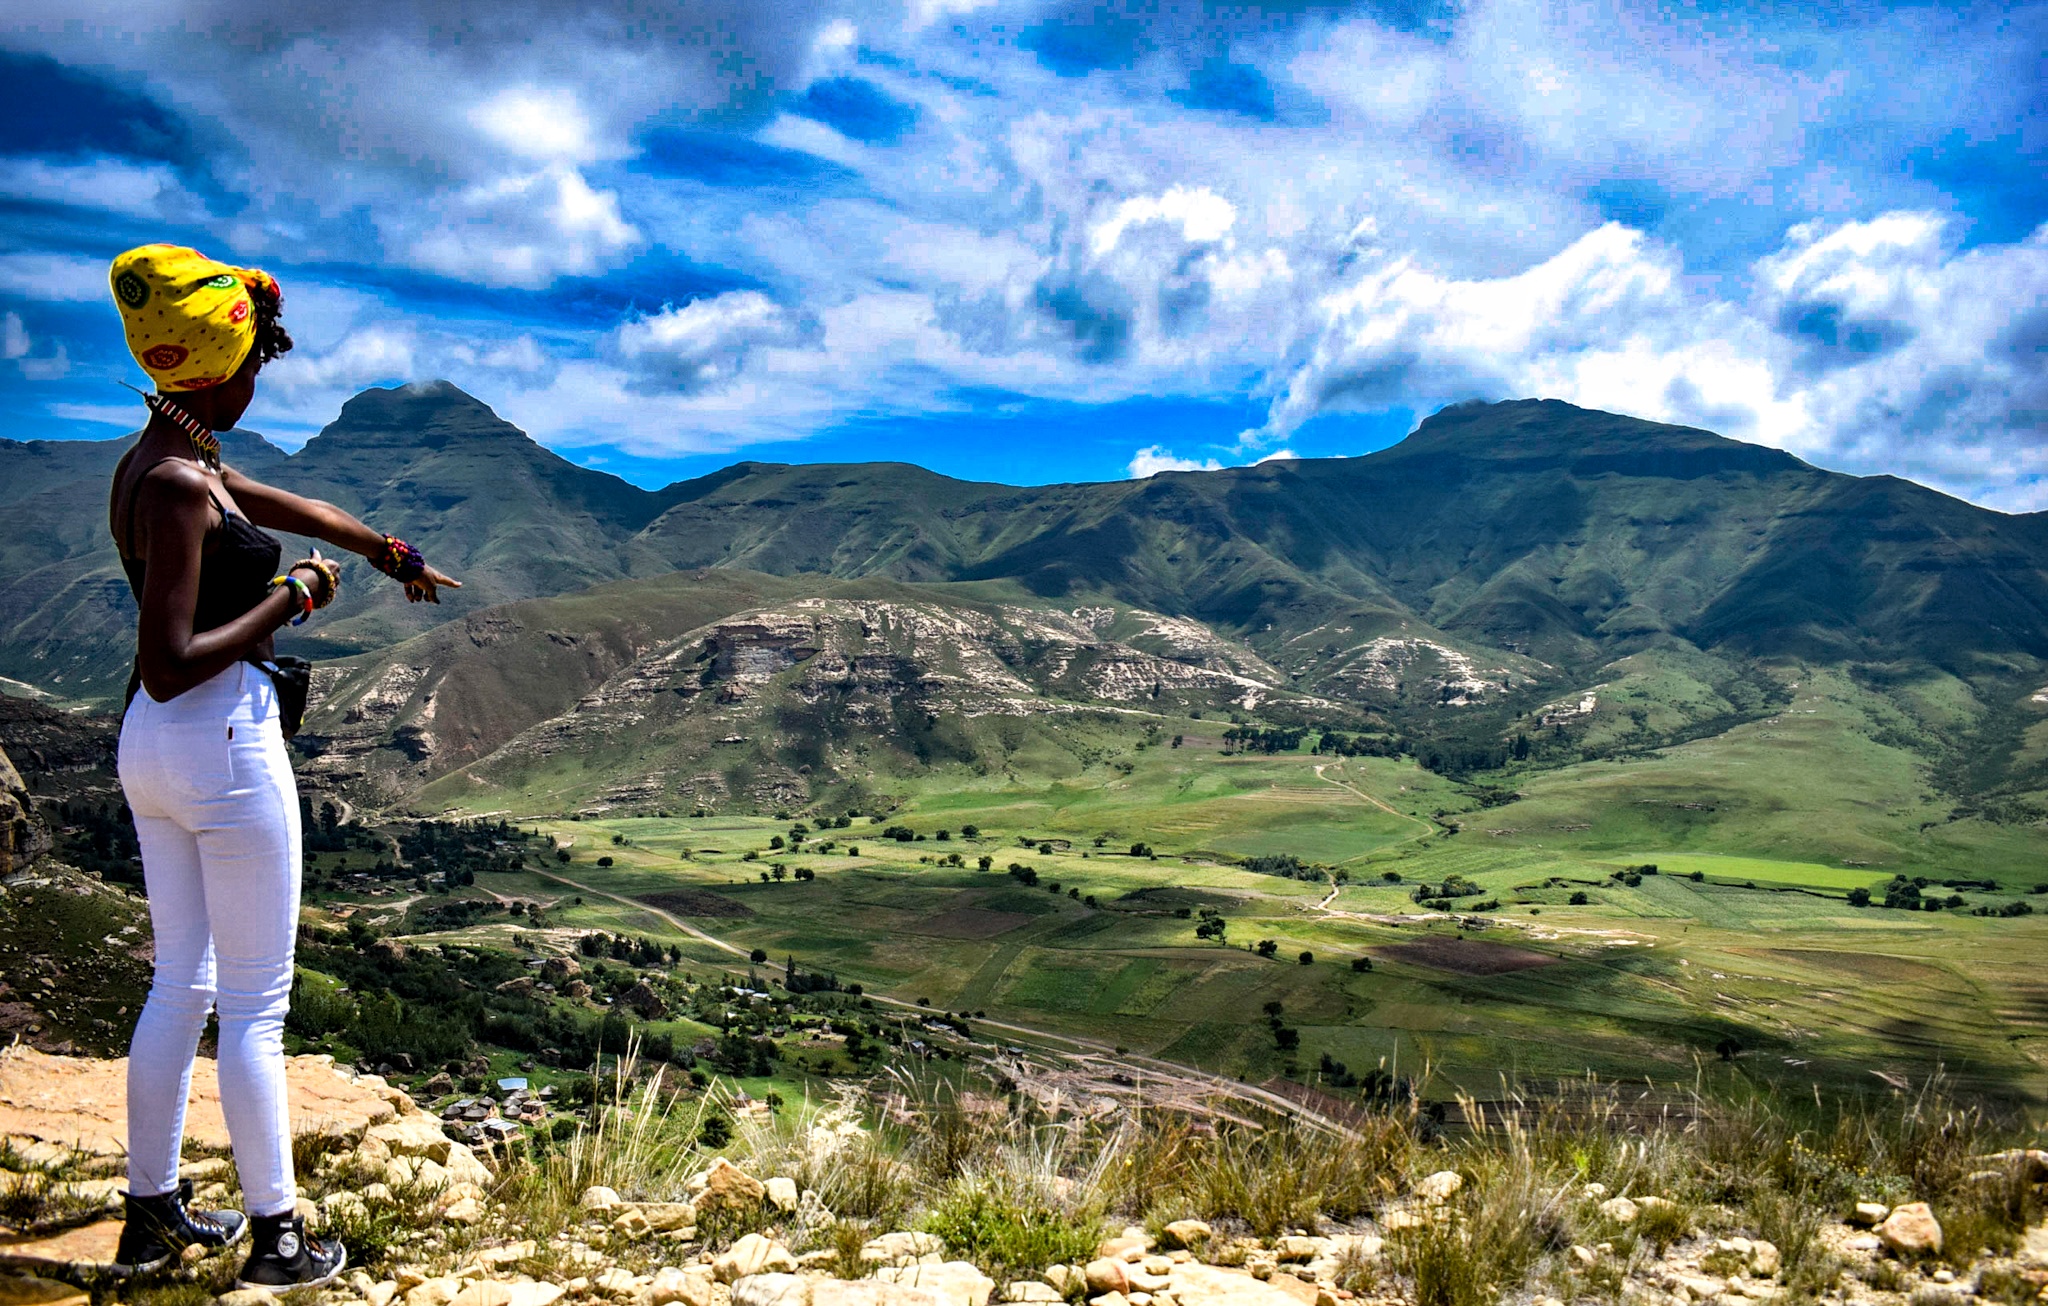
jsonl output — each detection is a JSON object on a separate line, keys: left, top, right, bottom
{"left": 2, "top": 383, "right": 2043, "bottom": 815}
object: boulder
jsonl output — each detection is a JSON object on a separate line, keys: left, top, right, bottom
{"left": 648, "top": 1266, "right": 715, "bottom": 1306}
{"left": 1415, "top": 1171, "right": 1463, "bottom": 1202}
{"left": 1084, "top": 1260, "right": 1128, "bottom": 1296}
{"left": 580, "top": 1186, "right": 623, "bottom": 1211}
{"left": 1850, "top": 1202, "right": 1889, "bottom": 1226}
{"left": 539, "top": 957, "right": 582, "bottom": 984}
{"left": 0, "top": 1046, "right": 399, "bottom": 1159}
{"left": 1095, "top": 1235, "right": 1151, "bottom": 1262}
{"left": 0, "top": 1275, "right": 87, "bottom": 1306}
{"left": 1002, "top": 1284, "right": 1062, "bottom": 1303}
{"left": 715, "top": 1234, "right": 798, "bottom": 1284}
{"left": 504, "top": 1285, "right": 566, "bottom": 1306}
{"left": 1878, "top": 1202, "right": 1942, "bottom": 1256}
{"left": 730, "top": 1276, "right": 810, "bottom": 1306}
{"left": 639, "top": 1201, "right": 697, "bottom": 1233}
{"left": 0, "top": 1219, "right": 122, "bottom": 1275}
{"left": 766, "top": 1176, "right": 801, "bottom": 1212}
{"left": 1162, "top": 1264, "right": 1308, "bottom": 1306}
{"left": 874, "top": 1261, "right": 995, "bottom": 1306}
{"left": 1160, "top": 1220, "right": 1212, "bottom": 1250}
{"left": 616, "top": 982, "right": 668, "bottom": 1020}
{"left": 1597, "top": 1197, "right": 1639, "bottom": 1224}
{"left": 1275, "top": 1236, "right": 1331, "bottom": 1263}
{"left": 496, "top": 978, "right": 538, "bottom": 997}
{"left": 695, "top": 1158, "right": 767, "bottom": 1213}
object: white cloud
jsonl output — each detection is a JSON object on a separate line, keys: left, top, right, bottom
{"left": 1128, "top": 447, "right": 1224, "bottom": 477}
{"left": 0, "top": 252, "right": 112, "bottom": 303}
{"left": 608, "top": 292, "right": 819, "bottom": 393}
{"left": 2, "top": 311, "right": 70, "bottom": 381}
{"left": 396, "top": 165, "right": 641, "bottom": 287}
{"left": 0, "top": 157, "right": 202, "bottom": 221}
{"left": 1090, "top": 186, "right": 1238, "bottom": 257}
{"left": 262, "top": 325, "right": 418, "bottom": 394}
{"left": 467, "top": 87, "right": 604, "bottom": 164}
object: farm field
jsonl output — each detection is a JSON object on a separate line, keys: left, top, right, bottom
{"left": 414, "top": 724, "right": 2048, "bottom": 1108}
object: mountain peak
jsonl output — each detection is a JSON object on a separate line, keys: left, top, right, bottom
{"left": 307, "top": 381, "right": 529, "bottom": 454}
{"left": 1393, "top": 397, "right": 1808, "bottom": 477}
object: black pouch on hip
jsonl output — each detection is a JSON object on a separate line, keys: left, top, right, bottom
{"left": 248, "top": 656, "right": 314, "bottom": 738}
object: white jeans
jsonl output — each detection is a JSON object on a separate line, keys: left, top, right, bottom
{"left": 119, "top": 662, "right": 301, "bottom": 1216}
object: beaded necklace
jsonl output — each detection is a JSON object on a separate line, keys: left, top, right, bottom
{"left": 120, "top": 380, "right": 221, "bottom": 473}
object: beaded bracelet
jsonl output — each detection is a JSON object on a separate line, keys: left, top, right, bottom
{"left": 373, "top": 533, "right": 426, "bottom": 583}
{"left": 271, "top": 575, "right": 314, "bottom": 626}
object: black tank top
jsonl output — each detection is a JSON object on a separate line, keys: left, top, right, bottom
{"left": 118, "top": 458, "right": 283, "bottom": 633}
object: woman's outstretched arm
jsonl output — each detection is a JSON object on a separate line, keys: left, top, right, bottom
{"left": 221, "top": 466, "right": 461, "bottom": 602}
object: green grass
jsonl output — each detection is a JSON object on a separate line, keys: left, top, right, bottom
{"left": 1595, "top": 853, "right": 1889, "bottom": 892}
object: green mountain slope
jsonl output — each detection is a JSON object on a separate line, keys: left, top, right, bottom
{"left": 3, "top": 386, "right": 2042, "bottom": 809}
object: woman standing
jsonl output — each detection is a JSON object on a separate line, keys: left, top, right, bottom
{"left": 105, "top": 244, "right": 459, "bottom": 1290}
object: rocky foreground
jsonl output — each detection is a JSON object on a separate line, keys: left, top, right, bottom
{"left": 1, "top": 1049, "right": 2044, "bottom": 1306}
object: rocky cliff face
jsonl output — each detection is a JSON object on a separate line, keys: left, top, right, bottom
{"left": 0, "top": 743, "right": 51, "bottom": 876}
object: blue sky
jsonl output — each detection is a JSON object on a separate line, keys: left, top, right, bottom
{"left": 0, "top": 1, "right": 2043, "bottom": 507}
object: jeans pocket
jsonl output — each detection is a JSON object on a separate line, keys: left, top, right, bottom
{"left": 155, "top": 719, "right": 235, "bottom": 801}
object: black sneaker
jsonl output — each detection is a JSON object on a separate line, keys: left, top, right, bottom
{"left": 234, "top": 1212, "right": 346, "bottom": 1293}
{"left": 111, "top": 1178, "right": 249, "bottom": 1276}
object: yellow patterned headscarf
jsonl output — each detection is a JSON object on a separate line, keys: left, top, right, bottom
{"left": 109, "top": 244, "right": 279, "bottom": 391}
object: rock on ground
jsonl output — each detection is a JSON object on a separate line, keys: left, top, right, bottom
{"left": 1878, "top": 1202, "right": 1944, "bottom": 1255}
{"left": 0, "top": 1046, "right": 404, "bottom": 1157}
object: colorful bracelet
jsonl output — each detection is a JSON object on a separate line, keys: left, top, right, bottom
{"left": 271, "top": 575, "right": 314, "bottom": 626}
{"left": 373, "top": 533, "right": 426, "bottom": 583}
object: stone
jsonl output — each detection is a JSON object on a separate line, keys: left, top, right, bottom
{"left": 1671, "top": 1275, "right": 1727, "bottom": 1300}
{"left": 216, "top": 1291, "right": 277, "bottom": 1306}
{"left": 444, "top": 1143, "right": 495, "bottom": 1188}
{"left": 612, "top": 1210, "right": 652, "bottom": 1238}
{"left": 1042, "top": 1266, "right": 1081, "bottom": 1294}
{"left": 2017, "top": 1221, "right": 2047, "bottom": 1267}
{"left": 863, "top": 1232, "right": 947, "bottom": 1265}
{"left": 504, "top": 1284, "right": 566, "bottom": 1306}
{"left": 639, "top": 1201, "right": 697, "bottom": 1233}
{"left": 448, "top": 1282, "right": 515, "bottom": 1306}
{"left": 648, "top": 1267, "right": 715, "bottom": 1306}
{"left": 875, "top": 1261, "right": 996, "bottom": 1306}
{"left": 0, "top": 1046, "right": 402, "bottom": 1159}
{"left": 1750, "top": 1240, "right": 1781, "bottom": 1278}
{"left": 1275, "top": 1236, "right": 1331, "bottom": 1263}
{"left": 1085, "top": 1260, "right": 1130, "bottom": 1296}
{"left": 592, "top": 1269, "right": 639, "bottom": 1297}
{"left": 386, "top": 1156, "right": 452, "bottom": 1191}
{"left": 1096, "top": 1235, "right": 1151, "bottom": 1262}
{"left": 1415, "top": 1171, "right": 1463, "bottom": 1202}
{"left": 811, "top": 1284, "right": 948, "bottom": 1306}
{"left": 730, "top": 1275, "right": 809, "bottom": 1306}
{"left": 1636, "top": 1196, "right": 1675, "bottom": 1212}
{"left": 442, "top": 1195, "right": 486, "bottom": 1224}
{"left": 1160, "top": 1221, "right": 1212, "bottom": 1250}
{"left": 0, "top": 1276, "right": 87, "bottom": 1306}
{"left": 1166, "top": 1264, "right": 1309, "bottom": 1306}
{"left": 581, "top": 1185, "right": 623, "bottom": 1211}
{"left": 1878, "top": 1202, "right": 1943, "bottom": 1255}
{"left": 715, "top": 1234, "right": 799, "bottom": 1284}
{"left": 369, "top": 1113, "right": 457, "bottom": 1164}
{"left": 1583, "top": 1183, "right": 1608, "bottom": 1198}
{"left": 1571, "top": 1245, "right": 1598, "bottom": 1268}
{"left": 1089, "top": 1295, "right": 1130, "bottom": 1306}
{"left": 1851, "top": 1202, "right": 1889, "bottom": 1226}
{"left": 0, "top": 1219, "right": 122, "bottom": 1275}
{"left": 406, "top": 1277, "right": 464, "bottom": 1306}
{"left": 1844, "top": 1235, "right": 1882, "bottom": 1252}
{"left": 696, "top": 1158, "right": 767, "bottom": 1213}
{"left": 1004, "top": 1284, "right": 1063, "bottom": 1303}
{"left": 365, "top": 1283, "right": 400, "bottom": 1306}
{"left": 766, "top": 1176, "right": 801, "bottom": 1212}
{"left": 1598, "top": 1197, "right": 1639, "bottom": 1224}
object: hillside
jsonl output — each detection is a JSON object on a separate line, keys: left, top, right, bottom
{"left": 3, "top": 388, "right": 2044, "bottom": 808}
